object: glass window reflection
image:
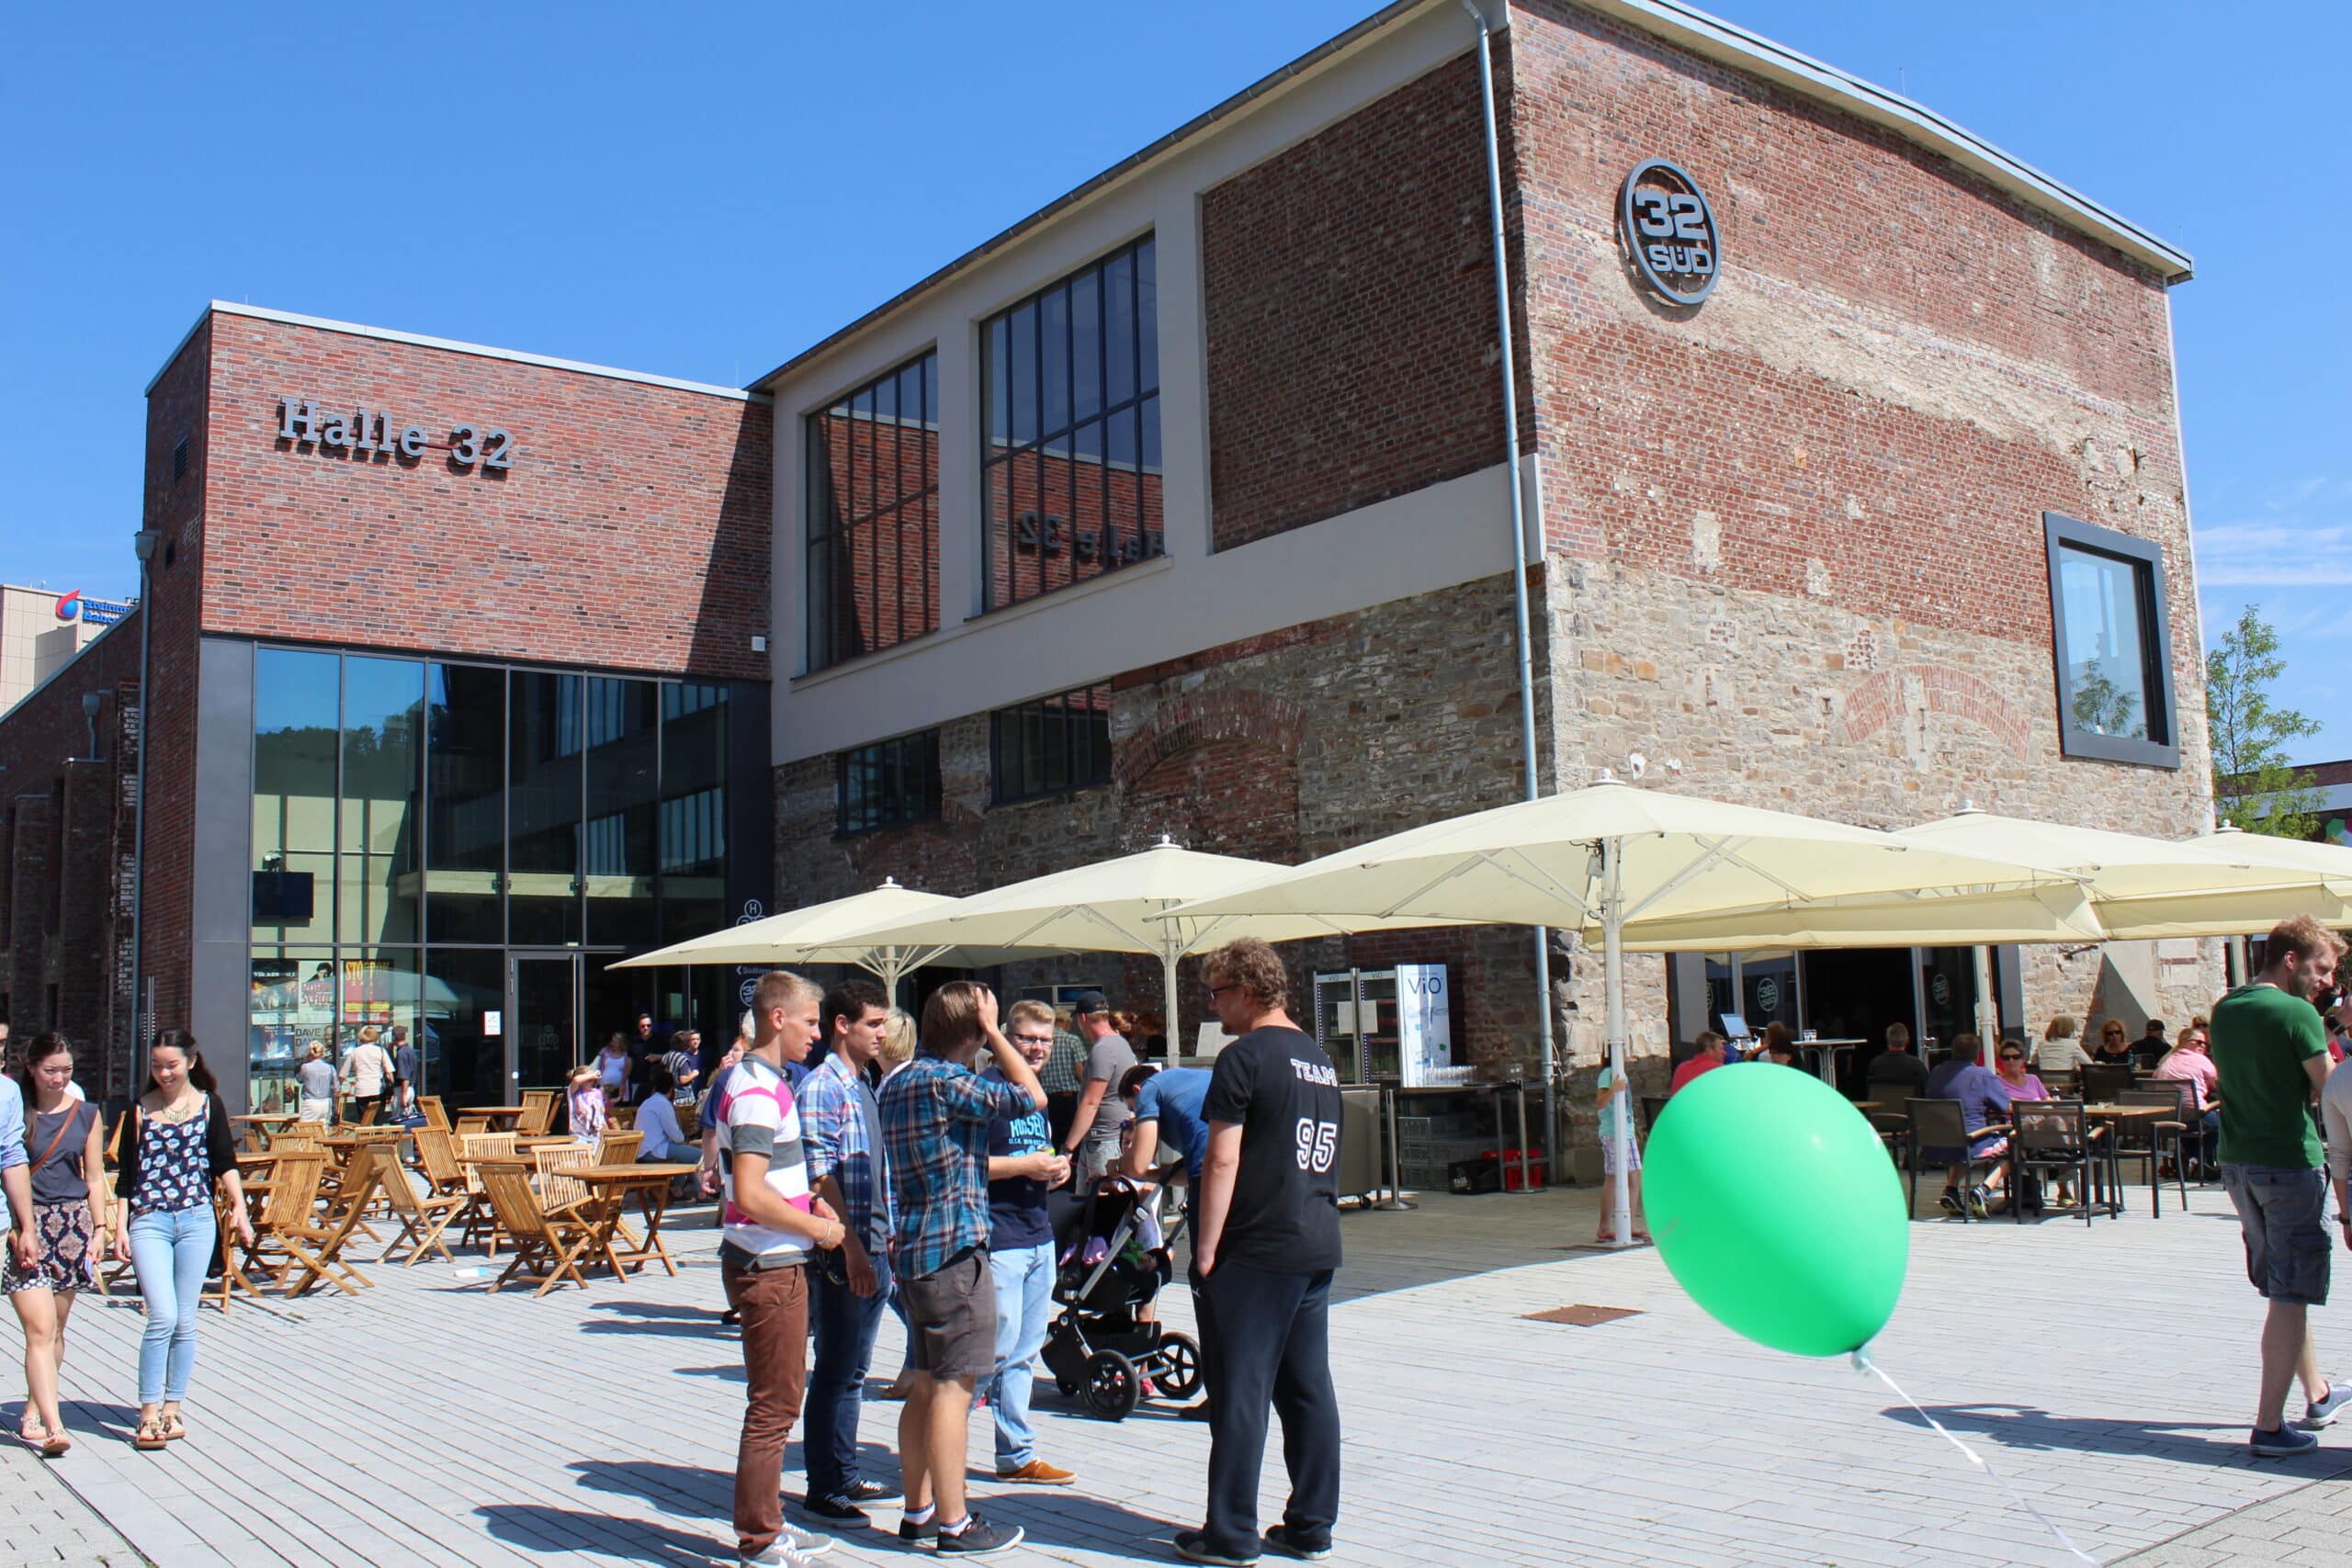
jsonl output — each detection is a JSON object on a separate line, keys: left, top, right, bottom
{"left": 509, "top": 672, "right": 582, "bottom": 945}
{"left": 339, "top": 656, "right": 423, "bottom": 943}
{"left": 426, "top": 665, "right": 504, "bottom": 945}
{"left": 253, "top": 649, "right": 339, "bottom": 944}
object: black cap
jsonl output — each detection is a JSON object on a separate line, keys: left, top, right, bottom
{"left": 1072, "top": 991, "right": 1110, "bottom": 1017}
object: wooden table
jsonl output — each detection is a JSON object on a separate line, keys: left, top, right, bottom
{"left": 514, "top": 1135, "right": 582, "bottom": 1151}
{"left": 232, "top": 1112, "right": 300, "bottom": 1150}
{"left": 572, "top": 1164, "right": 695, "bottom": 1280}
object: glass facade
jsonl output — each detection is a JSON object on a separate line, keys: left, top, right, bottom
{"left": 807, "top": 351, "right": 941, "bottom": 670}
{"left": 981, "top": 235, "right": 1163, "bottom": 609}
{"left": 244, "top": 649, "right": 741, "bottom": 1108}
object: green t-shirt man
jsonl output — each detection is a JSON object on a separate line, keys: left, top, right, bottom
{"left": 2210, "top": 982, "right": 2327, "bottom": 1169}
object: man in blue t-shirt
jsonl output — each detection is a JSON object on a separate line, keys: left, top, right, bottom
{"left": 1922, "top": 1033, "right": 2012, "bottom": 1218}
{"left": 982, "top": 999, "right": 1076, "bottom": 1487}
{"left": 1119, "top": 1063, "right": 1212, "bottom": 1193}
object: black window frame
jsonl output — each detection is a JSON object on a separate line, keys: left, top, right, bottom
{"left": 991, "top": 682, "right": 1114, "bottom": 807}
{"left": 836, "top": 729, "right": 943, "bottom": 837}
{"left": 980, "top": 234, "right": 1163, "bottom": 612}
{"left": 805, "top": 349, "right": 941, "bottom": 672}
{"left": 2043, "top": 511, "right": 2178, "bottom": 769}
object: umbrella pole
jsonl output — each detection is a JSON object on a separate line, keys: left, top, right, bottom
{"left": 1604, "top": 838, "right": 1634, "bottom": 1248}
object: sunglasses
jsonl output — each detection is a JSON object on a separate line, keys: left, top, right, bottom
{"left": 1999, "top": 1053, "right": 2025, "bottom": 1062}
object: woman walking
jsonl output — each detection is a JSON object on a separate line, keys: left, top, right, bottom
{"left": 295, "top": 1041, "right": 336, "bottom": 1124}
{"left": 8, "top": 1034, "right": 106, "bottom": 1457}
{"left": 110, "top": 1031, "right": 252, "bottom": 1451}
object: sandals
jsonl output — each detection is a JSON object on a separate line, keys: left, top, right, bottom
{"left": 162, "top": 1413, "right": 187, "bottom": 1441}
{"left": 132, "top": 1418, "right": 168, "bottom": 1450}
{"left": 40, "top": 1430, "right": 71, "bottom": 1459}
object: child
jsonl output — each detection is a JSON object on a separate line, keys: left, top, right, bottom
{"left": 565, "top": 1065, "right": 607, "bottom": 1145}
{"left": 1593, "top": 1062, "right": 1648, "bottom": 1244}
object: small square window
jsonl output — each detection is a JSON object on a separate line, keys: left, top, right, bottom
{"left": 992, "top": 682, "right": 1113, "bottom": 806}
{"left": 172, "top": 435, "right": 188, "bottom": 483}
{"left": 836, "top": 729, "right": 942, "bottom": 835}
{"left": 2044, "top": 512, "right": 2177, "bottom": 768}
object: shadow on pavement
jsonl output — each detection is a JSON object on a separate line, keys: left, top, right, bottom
{"left": 1887, "top": 1402, "right": 2352, "bottom": 1474}
{"left": 478, "top": 1503, "right": 719, "bottom": 1564}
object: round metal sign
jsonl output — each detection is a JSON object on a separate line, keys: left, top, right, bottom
{"left": 1618, "top": 159, "right": 1721, "bottom": 306}
{"left": 1754, "top": 977, "right": 1781, "bottom": 1014}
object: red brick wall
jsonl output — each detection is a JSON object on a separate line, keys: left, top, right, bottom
{"left": 198, "top": 310, "right": 772, "bottom": 679}
{"left": 1509, "top": 1, "right": 2188, "bottom": 652}
{"left": 1201, "top": 39, "right": 1536, "bottom": 552}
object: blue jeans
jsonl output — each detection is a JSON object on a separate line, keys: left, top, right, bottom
{"left": 986, "top": 1241, "right": 1056, "bottom": 1469}
{"left": 802, "top": 1255, "right": 890, "bottom": 1500}
{"left": 129, "top": 1206, "right": 216, "bottom": 1404}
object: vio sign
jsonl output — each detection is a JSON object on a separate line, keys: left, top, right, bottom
{"left": 1618, "top": 159, "right": 1720, "bottom": 307}
{"left": 275, "top": 396, "right": 516, "bottom": 472}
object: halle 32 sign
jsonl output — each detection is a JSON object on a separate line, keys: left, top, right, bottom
{"left": 274, "top": 396, "right": 516, "bottom": 472}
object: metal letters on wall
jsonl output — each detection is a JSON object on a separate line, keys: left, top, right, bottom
{"left": 274, "top": 396, "right": 516, "bottom": 472}
{"left": 1618, "top": 159, "right": 1720, "bottom": 306}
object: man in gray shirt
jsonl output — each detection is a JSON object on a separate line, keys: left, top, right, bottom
{"left": 1060, "top": 992, "right": 1136, "bottom": 1184}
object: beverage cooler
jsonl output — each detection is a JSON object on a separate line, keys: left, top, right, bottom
{"left": 1310, "top": 964, "right": 1464, "bottom": 1087}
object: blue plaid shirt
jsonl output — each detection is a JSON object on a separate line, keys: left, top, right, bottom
{"left": 798, "top": 1052, "right": 893, "bottom": 1257}
{"left": 879, "top": 1055, "right": 1034, "bottom": 1280}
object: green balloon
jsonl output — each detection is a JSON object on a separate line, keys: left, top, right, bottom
{"left": 1643, "top": 1064, "right": 1909, "bottom": 1356}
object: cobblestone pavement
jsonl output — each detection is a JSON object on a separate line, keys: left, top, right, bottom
{"left": 8, "top": 1179, "right": 2352, "bottom": 1565}
{"left": 2114, "top": 1474, "right": 2352, "bottom": 1564}
{"left": 0, "top": 1433, "right": 146, "bottom": 1566}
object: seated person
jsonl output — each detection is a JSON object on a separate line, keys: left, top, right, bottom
{"left": 1758, "top": 1033, "right": 1801, "bottom": 1067}
{"left": 633, "top": 1063, "right": 687, "bottom": 1161}
{"left": 1994, "top": 1041, "right": 2078, "bottom": 1205}
{"left": 1669, "top": 1031, "right": 1726, "bottom": 1096}
{"left": 2033, "top": 1015, "right": 2090, "bottom": 1075}
{"left": 2087, "top": 1019, "right": 2134, "bottom": 1066}
{"left": 1865, "top": 1023, "right": 1930, "bottom": 1098}
{"left": 2152, "top": 1022, "right": 2221, "bottom": 1172}
{"left": 1921, "top": 1033, "right": 2012, "bottom": 1218}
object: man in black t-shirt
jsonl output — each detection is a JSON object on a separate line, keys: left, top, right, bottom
{"left": 1173, "top": 939, "right": 1341, "bottom": 1567}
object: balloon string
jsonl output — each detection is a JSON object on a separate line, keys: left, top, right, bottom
{"left": 1851, "top": 1348, "right": 2099, "bottom": 1566}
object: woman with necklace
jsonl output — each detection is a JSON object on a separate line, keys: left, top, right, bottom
{"left": 6, "top": 1034, "right": 106, "bottom": 1457}
{"left": 108, "top": 1030, "right": 252, "bottom": 1451}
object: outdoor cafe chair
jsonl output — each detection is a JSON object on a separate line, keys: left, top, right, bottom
{"left": 594, "top": 1128, "right": 643, "bottom": 1167}
{"left": 234, "top": 1148, "right": 331, "bottom": 1287}
{"left": 414, "top": 1127, "right": 469, "bottom": 1199}
{"left": 517, "top": 1090, "right": 557, "bottom": 1137}
{"left": 476, "top": 1161, "right": 596, "bottom": 1296}
{"left": 419, "top": 1095, "right": 451, "bottom": 1132}
{"left": 2080, "top": 1062, "right": 2135, "bottom": 1105}
{"left": 675, "top": 1100, "right": 702, "bottom": 1142}
{"left": 371, "top": 1145, "right": 469, "bottom": 1267}
{"left": 2116, "top": 1088, "right": 2189, "bottom": 1217}
{"left": 533, "top": 1142, "right": 598, "bottom": 1219}
{"left": 2007, "top": 1100, "right": 2108, "bottom": 1224}
{"left": 458, "top": 1133, "right": 518, "bottom": 1252}
{"left": 455, "top": 1113, "right": 491, "bottom": 1138}
{"left": 1866, "top": 1110, "right": 1910, "bottom": 1168}
{"left": 1904, "top": 1099, "right": 2010, "bottom": 1223}
{"left": 279, "top": 1151, "right": 383, "bottom": 1299}
{"left": 356, "top": 1098, "right": 380, "bottom": 1127}
{"left": 609, "top": 1103, "right": 639, "bottom": 1131}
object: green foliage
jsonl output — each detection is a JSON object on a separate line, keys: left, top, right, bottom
{"left": 2069, "top": 663, "right": 2143, "bottom": 739}
{"left": 2207, "top": 605, "right": 2323, "bottom": 838}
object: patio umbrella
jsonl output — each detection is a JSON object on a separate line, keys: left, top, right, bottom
{"left": 606, "top": 878, "right": 984, "bottom": 1005}
{"left": 811, "top": 838, "right": 1468, "bottom": 1062}
{"left": 1155, "top": 779, "right": 2091, "bottom": 1248}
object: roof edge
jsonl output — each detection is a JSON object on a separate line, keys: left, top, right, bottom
{"left": 147, "top": 301, "right": 773, "bottom": 402}
{"left": 1580, "top": 0, "right": 2193, "bottom": 283}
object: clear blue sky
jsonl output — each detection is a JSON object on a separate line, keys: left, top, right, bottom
{"left": 5, "top": 3, "right": 2344, "bottom": 760}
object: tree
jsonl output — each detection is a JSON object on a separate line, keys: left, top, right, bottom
{"left": 2207, "top": 605, "right": 2323, "bottom": 838}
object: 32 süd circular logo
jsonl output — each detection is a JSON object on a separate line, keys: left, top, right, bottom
{"left": 1619, "top": 159, "right": 1720, "bottom": 306}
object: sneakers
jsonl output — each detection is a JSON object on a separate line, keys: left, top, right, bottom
{"left": 1938, "top": 1189, "right": 1963, "bottom": 1216}
{"left": 1172, "top": 1530, "right": 1261, "bottom": 1566}
{"left": 2304, "top": 1379, "right": 2352, "bottom": 1428}
{"left": 1180, "top": 1402, "right": 1213, "bottom": 1423}
{"left": 899, "top": 1517, "right": 940, "bottom": 1548}
{"left": 840, "top": 1478, "right": 900, "bottom": 1503}
{"left": 2251, "top": 1424, "right": 2321, "bottom": 1458}
{"left": 1262, "top": 1526, "right": 1333, "bottom": 1561}
{"left": 935, "top": 1513, "right": 1023, "bottom": 1555}
{"left": 1965, "top": 1185, "right": 1992, "bottom": 1219}
{"left": 739, "top": 1527, "right": 833, "bottom": 1566}
{"left": 799, "top": 1495, "right": 869, "bottom": 1527}
{"left": 995, "top": 1459, "right": 1077, "bottom": 1485}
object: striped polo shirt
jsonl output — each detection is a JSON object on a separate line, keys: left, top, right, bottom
{"left": 714, "top": 1053, "right": 816, "bottom": 1264}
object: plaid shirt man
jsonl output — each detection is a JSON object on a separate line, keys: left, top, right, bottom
{"left": 797, "top": 1050, "right": 893, "bottom": 1256}
{"left": 878, "top": 1053, "right": 1033, "bottom": 1280}
{"left": 1039, "top": 1030, "right": 1087, "bottom": 1097}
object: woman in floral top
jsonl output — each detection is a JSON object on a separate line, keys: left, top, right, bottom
{"left": 109, "top": 1031, "right": 252, "bottom": 1451}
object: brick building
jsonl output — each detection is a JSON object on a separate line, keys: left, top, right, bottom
{"left": 8, "top": 0, "right": 2220, "bottom": 1132}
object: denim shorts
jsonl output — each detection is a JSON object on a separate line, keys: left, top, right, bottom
{"left": 2222, "top": 1164, "right": 2330, "bottom": 1306}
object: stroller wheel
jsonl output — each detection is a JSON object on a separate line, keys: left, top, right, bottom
{"left": 1153, "top": 1331, "right": 1202, "bottom": 1401}
{"left": 1082, "top": 1350, "right": 1141, "bottom": 1421}
{"left": 1057, "top": 1379, "right": 1079, "bottom": 1398}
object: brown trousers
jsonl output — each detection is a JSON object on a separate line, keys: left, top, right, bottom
{"left": 724, "top": 1257, "right": 810, "bottom": 1554}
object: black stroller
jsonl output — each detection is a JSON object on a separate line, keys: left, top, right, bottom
{"left": 1039, "top": 1179, "right": 1202, "bottom": 1420}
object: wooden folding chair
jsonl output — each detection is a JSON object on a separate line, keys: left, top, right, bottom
{"left": 373, "top": 1145, "right": 469, "bottom": 1267}
{"left": 420, "top": 1096, "right": 451, "bottom": 1132}
{"left": 455, "top": 1114, "right": 491, "bottom": 1138}
{"left": 204, "top": 1187, "right": 269, "bottom": 1314}
{"left": 594, "top": 1129, "right": 643, "bottom": 1167}
{"left": 356, "top": 1098, "right": 381, "bottom": 1127}
{"left": 280, "top": 1153, "right": 383, "bottom": 1298}
{"left": 478, "top": 1162, "right": 595, "bottom": 1296}
{"left": 608, "top": 1103, "right": 639, "bottom": 1131}
{"left": 518, "top": 1090, "right": 557, "bottom": 1136}
{"left": 414, "top": 1128, "right": 469, "bottom": 1198}
{"left": 236, "top": 1149, "right": 331, "bottom": 1291}
{"left": 675, "top": 1101, "right": 701, "bottom": 1142}
{"left": 459, "top": 1133, "right": 518, "bottom": 1253}
{"left": 534, "top": 1142, "right": 596, "bottom": 1219}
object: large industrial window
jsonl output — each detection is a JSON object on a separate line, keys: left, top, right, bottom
{"left": 807, "top": 351, "right": 940, "bottom": 671}
{"left": 838, "top": 729, "right": 942, "bottom": 836}
{"left": 992, "top": 682, "right": 1113, "bottom": 805}
{"left": 2043, "top": 512, "right": 2177, "bottom": 768}
{"left": 981, "top": 235, "right": 1163, "bottom": 609}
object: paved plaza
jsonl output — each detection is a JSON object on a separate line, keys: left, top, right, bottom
{"left": 6, "top": 1181, "right": 2352, "bottom": 1567}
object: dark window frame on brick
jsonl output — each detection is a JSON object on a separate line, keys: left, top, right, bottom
{"left": 172, "top": 435, "right": 189, "bottom": 483}
{"left": 806, "top": 350, "right": 941, "bottom": 672}
{"left": 981, "top": 234, "right": 1163, "bottom": 612}
{"left": 836, "top": 729, "right": 942, "bottom": 837}
{"left": 991, "top": 682, "right": 1113, "bottom": 807}
{"left": 2043, "top": 511, "right": 2178, "bottom": 769}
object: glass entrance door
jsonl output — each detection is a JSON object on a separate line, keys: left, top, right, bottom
{"left": 510, "top": 953, "right": 582, "bottom": 1097}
